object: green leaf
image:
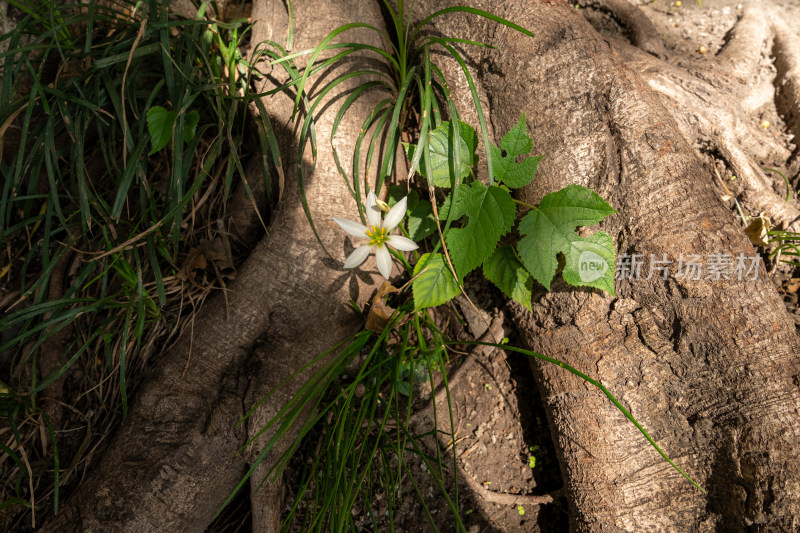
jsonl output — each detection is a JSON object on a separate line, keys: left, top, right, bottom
{"left": 182, "top": 109, "right": 200, "bottom": 143}
{"left": 407, "top": 193, "right": 436, "bottom": 242}
{"left": 445, "top": 182, "right": 516, "bottom": 278}
{"left": 483, "top": 246, "right": 533, "bottom": 310}
{"left": 563, "top": 232, "right": 616, "bottom": 294}
{"left": 413, "top": 253, "right": 459, "bottom": 310}
{"left": 386, "top": 185, "right": 406, "bottom": 207}
{"left": 404, "top": 121, "right": 477, "bottom": 188}
{"left": 517, "top": 184, "right": 616, "bottom": 293}
{"left": 490, "top": 113, "right": 542, "bottom": 189}
{"left": 147, "top": 106, "right": 176, "bottom": 155}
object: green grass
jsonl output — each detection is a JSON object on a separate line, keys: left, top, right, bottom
{"left": 0, "top": 0, "right": 283, "bottom": 524}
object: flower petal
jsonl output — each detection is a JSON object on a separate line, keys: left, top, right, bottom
{"left": 343, "top": 245, "right": 372, "bottom": 269}
{"left": 382, "top": 194, "right": 408, "bottom": 232}
{"left": 333, "top": 217, "right": 368, "bottom": 237}
{"left": 365, "top": 191, "right": 382, "bottom": 229}
{"left": 375, "top": 245, "right": 393, "bottom": 279}
{"left": 387, "top": 234, "right": 418, "bottom": 251}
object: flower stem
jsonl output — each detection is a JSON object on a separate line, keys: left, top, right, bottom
{"left": 391, "top": 247, "right": 413, "bottom": 274}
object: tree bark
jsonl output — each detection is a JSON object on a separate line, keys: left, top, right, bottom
{"left": 416, "top": 0, "right": 800, "bottom": 529}
{"left": 242, "top": 2, "right": 390, "bottom": 530}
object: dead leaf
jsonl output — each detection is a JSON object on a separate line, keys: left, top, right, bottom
{"left": 365, "top": 281, "right": 402, "bottom": 333}
{"left": 745, "top": 213, "right": 770, "bottom": 247}
{"left": 178, "top": 247, "right": 207, "bottom": 283}
{"left": 198, "top": 235, "right": 235, "bottom": 276}
{"left": 785, "top": 278, "right": 800, "bottom": 294}
{"left": 177, "top": 234, "right": 236, "bottom": 283}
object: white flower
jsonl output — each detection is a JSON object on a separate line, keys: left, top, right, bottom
{"left": 333, "top": 191, "right": 419, "bottom": 279}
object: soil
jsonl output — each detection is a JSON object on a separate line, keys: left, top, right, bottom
{"left": 274, "top": 274, "right": 569, "bottom": 533}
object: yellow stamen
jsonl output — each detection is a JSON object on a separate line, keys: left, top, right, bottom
{"left": 365, "top": 225, "right": 388, "bottom": 246}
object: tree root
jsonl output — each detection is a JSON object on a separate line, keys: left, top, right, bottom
{"left": 606, "top": 18, "right": 800, "bottom": 228}
{"left": 578, "top": 1, "right": 800, "bottom": 229}
{"left": 771, "top": 13, "right": 800, "bottom": 163}
{"left": 243, "top": 2, "right": 390, "bottom": 531}
{"left": 38, "top": 247, "right": 76, "bottom": 431}
{"left": 716, "top": 3, "right": 771, "bottom": 83}
{"left": 43, "top": 1, "right": 382, "bottom": 529}
{"left": 460, "top": 470, "right": 558, "bottom": 507}
{"left": 575, "top": 0, "right": 666, "bottom": 58}
{"left": 419, "top": 0, "right": 800, "bottom": 528}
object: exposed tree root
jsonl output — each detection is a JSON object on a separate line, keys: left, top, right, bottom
{"left": 38, "top": 248, "right": 75, "bottom": 430}
{"left": 575, "top": 0, "right": 666, "bottom": 58}
{"left": 460, "top": 470, "right": 558, "bottom": 507}
{"left": 418, "top": 0, "right": 800, "bottom": 529}
{"left": 243, "top": 1, "right": 390, "bottom": 530}
{"left": 43, "top": 1, "right": 384, "bottom": 529}
{"left": 594, "top": 2, "right": 800, "bottom": 229}
{"left": 771, "top": 14, "right": 800, "bottom": 164}
{"left": 716, "top": 3, "right": 770, "bottom": 83}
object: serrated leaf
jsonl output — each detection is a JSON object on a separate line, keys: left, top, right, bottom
{"left": 407, "top": 193, "right": 436, "bottom": 242}
{"left": 386, "top": 188, "right": 436, "bottom": 242}
{"left": 562, "top": 232, "right": 616, "bottom": 294}
{"left": 517, "top": 184, "right": 616, "bottom": 293}
{"left": 147, "top": 106, "right": 176, "bottom": 155}
{"left": 490, "top": 113, "right": 542, "bottom": 189}
{"left": 483, "top": 246, "right": 533, "bottom": 310}
{"left": 413, "top": 253, "right": 459, "bottom": 310}
{"left": 182, "top": 109, "right": 200, "bottom": 143}
{"left": 404, "top": 121, "right": 477, "bottom": 188}
{"left": 445, "top": 182, "right": 516, "bottom": 278}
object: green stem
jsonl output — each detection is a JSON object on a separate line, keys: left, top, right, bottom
{"left": 390, "top": 246, "right": 413, "bottom": 274}
{"left": 512, "top": 198, "right": 537, "bottom": 210}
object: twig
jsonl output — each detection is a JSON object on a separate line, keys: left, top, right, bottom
{"left": 461, "top": 471, "right": 558, "bottom": 507}
{"left": 18, "top": 446, "right": 35, "bottom": 529}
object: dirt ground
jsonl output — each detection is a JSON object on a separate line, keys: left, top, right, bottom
{"left": 260, "top": 274, "right": 569, "bottom": 533}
